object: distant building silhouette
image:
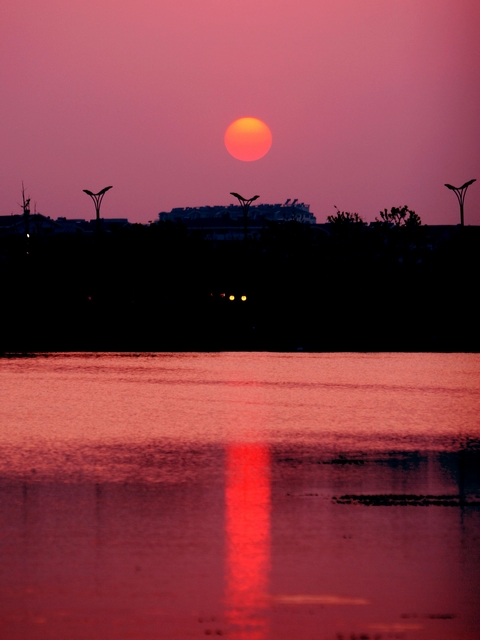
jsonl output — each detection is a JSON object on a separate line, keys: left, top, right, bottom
{"left": 0, "top": 214, "right": 131, "bottom": 236}
{"left": 158, "top": 200, "right": 316, "bottom": 240}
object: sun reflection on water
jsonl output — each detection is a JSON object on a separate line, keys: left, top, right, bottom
{"left": 225, "top": 443, "right": 271, "bottom": 639}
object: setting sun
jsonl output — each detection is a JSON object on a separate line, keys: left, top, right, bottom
{"left": 224, "top": 117, "right": 272, "bottom": 162}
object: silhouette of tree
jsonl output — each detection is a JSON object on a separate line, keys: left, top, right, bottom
{"left": 376, "top": 205, "right": 421, "bottom": 227}
{"left": 327, "top": 206, "right": 364, "bottom": 227}
{"left": 20, "top": 182, "right": 31, "bottom": 236}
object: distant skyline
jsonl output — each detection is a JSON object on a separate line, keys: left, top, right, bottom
{"left": 1, "top": 0, "right": 479, "bottom": 225}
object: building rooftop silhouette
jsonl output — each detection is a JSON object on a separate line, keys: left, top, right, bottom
{"left": 158, "top": 200, "right": 316, "bottom": 240}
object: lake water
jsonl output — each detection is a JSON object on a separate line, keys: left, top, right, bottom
{"left": 0, "top": 352, "right": 479, "bottom": 640}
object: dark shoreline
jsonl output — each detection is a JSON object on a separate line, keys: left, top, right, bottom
{"left": 1, "top": 221, "right": 479, "bottom": 354}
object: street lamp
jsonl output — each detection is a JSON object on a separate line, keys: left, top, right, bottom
{"left": 444, "top": 179, "right": 476, "bottom": 227}
{"left": 230, "top": 192, "right": 259, "bottom": 240}
{"left": 83, "top": 186, "right": 113, "bottom": 233}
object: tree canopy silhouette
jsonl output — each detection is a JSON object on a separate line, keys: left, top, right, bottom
{"left": 376, "top": 205, "right": 421, "bottom": 227}
{"left": 327, "top": 207, "right": 364, "bottom": 227}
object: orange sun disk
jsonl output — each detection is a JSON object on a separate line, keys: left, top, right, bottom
{"left": 224, "top": 117, "right": 272, "bottom": 162}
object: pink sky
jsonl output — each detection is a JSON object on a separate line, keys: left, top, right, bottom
{"left": 1, "top": 0, "right": 479, "bottom": 224}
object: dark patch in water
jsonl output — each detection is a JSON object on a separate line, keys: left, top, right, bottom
{"left": 401, "top": 612, "right": 456, "bottom": 619}
{"left": 333, "top": 494, "right": 480, "bottom": 506}
{"left": 336, "top": 634, "right": 393, "bottom": 640}
{"left": 286, "top": 493, "right": 319, "bottom": 497}
{"left": 322, "top": 456, "right": 365, "bottom": 465}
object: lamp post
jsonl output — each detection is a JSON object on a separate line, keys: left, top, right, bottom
{"left": 83, "top": 186, "right": 113, "bottom": 234}
{"left": 230, "top": 192, "right": 259, "bottom": 241}
{"left": 444, "top": 179, "right": 476, "bottom": 227}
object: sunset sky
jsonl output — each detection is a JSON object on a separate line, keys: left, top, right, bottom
{"left": 1, "top": 0, "right": 479, "bottom": 225}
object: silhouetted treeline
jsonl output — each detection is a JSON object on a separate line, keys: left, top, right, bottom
{"left": 1, "top": 220, "right": 479, "bottom": 352}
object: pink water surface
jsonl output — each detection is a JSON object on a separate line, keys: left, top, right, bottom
{"left": 0, "top": 352, "right": 479, "bottom": 639}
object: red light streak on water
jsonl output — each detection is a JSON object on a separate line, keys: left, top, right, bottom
{"left": 225, "top": 443, "right": 271, "bottom": 640}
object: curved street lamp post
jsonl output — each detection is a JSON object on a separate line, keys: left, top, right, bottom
{"left": 230, "top": 192, "right": 260, "bottom": 241}
{"left": 444, "top": 179, "right": 476, "bottom": 227}
{"left": 83, "top": 186, "right": 113, "bottom": 234}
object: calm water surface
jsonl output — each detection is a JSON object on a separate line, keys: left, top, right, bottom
{"left": 0, "top": 352, "right": 479, "bottom": 640}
